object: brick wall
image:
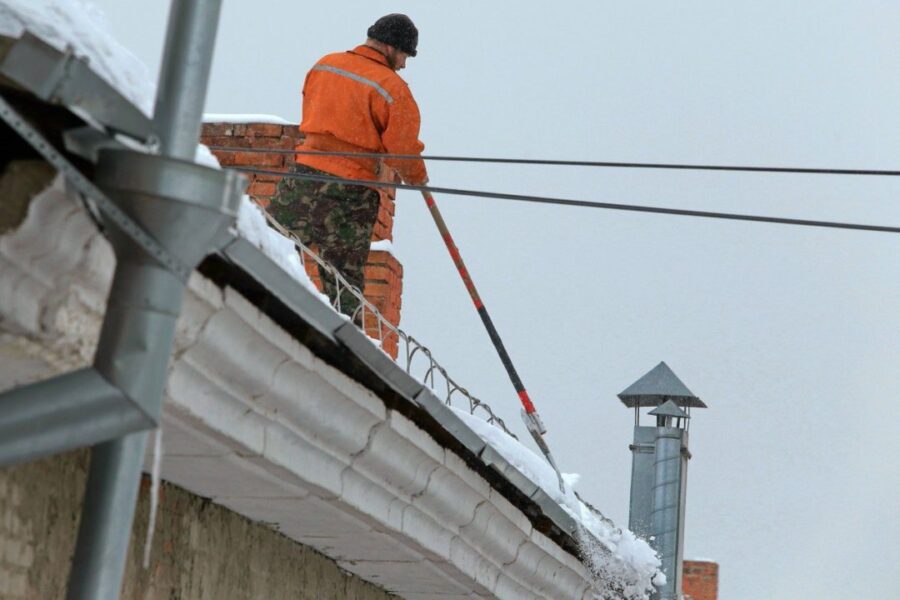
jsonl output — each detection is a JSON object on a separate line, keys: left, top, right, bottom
{"left": 683, "top": 560, "right": 719, "bottom": 600}
{"left": 201, "top": 121, "right": 403, "bottom": 358}
{"left": 0, "top": 450, "right": 394, "bottom": 600}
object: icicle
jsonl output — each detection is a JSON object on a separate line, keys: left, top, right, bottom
{"left": 142, "top": 427, "right": 163, "bottom": 569}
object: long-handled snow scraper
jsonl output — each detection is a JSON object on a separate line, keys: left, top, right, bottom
{"left": 420, "top": 190, "right": 565, "bottom": 493}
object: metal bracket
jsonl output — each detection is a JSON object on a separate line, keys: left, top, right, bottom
{"left": 0, "top": 32, "right": 154, "bottom": 142}
{"left": 63, "top": 125, "right": 129, "bottom": 163}
{"left": 521, "top": 407, "right": 548, "bottom": 436}
{"left": 521, "top": 408, "right": 566, "bottom": 492}
{"left": 0, "top": 93, "right": 193, "bottom": 281}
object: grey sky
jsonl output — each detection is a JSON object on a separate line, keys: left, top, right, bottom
{"left": 89, "top": 1, "right": 900, "bottom": 598}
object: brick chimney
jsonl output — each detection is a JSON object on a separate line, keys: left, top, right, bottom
{"left": 201, "top": 120, "right": 403, "bottom": 358}
{"left": 683, "top": 560, "right": 719, "bottom": 600}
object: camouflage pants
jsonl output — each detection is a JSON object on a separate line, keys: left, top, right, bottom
{"left": 268, "top": 163, "right": 380, "bottom": 316}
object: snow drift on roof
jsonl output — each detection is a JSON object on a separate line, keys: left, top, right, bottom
{"left": 203, "top": 113, "right": 293, "bottom": 125}
{"left": 0, "top": 0, "right": 155, "bottom": 115}
{"left": 452, "top": 407, "right": 661, "bottom": 598}
{"left": 235, "top": 196, "right": 330, "bottom": 303}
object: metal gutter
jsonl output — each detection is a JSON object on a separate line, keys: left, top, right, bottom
{"left": 219, "top": 236, "right": 346, "bottom": 340}
{"left": 201, "top": 241, "right": 586, "bottom": 549}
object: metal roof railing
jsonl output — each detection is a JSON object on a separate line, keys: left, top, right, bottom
{"left": 259, "top": 206, "right": 518, "bottom": 439}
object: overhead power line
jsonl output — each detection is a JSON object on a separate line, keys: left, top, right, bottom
{"left": 208, "top": 145, "right": 900, "bottom": 177}
{"left": 235, "top": 166, "right": 900, "bottom": 235}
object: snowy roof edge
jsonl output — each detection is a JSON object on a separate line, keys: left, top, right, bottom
{"left": 205, "top": 238, "right": 589, "bottom": 544}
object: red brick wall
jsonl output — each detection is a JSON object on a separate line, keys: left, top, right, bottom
{"left": 683, "top": 560, "right": 719, "bottom": 600}
{"left": 201, "top": 121, "right": 403, "bottom": 358}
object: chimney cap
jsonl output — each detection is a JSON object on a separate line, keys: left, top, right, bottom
{"left": 618, "top": 361, "right": 707, "bottom": 408}
{"left": 648, "top": 399, "right": 689, "bottom": 419}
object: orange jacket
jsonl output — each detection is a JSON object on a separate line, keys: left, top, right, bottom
{"left": 295, "top": 45, "right": 427, "bottom": 185}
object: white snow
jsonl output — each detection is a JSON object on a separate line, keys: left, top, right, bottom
{"left": 234, "top": 197, "right": 330, "bottom": 304}
{"left": 193, "top": 143, "right": 222, "bottom": 169}
{"left": 142, "top": 427, "right": 162, "bottom": 569}
{"left": 652, "top": 570, "right": 668, "bottom": 588}
{"left": 203, "top": 113, "right": 293, "bottom": 125}
{"left": 451, "top": 406, "right": 662, "bottom": 598}
{"left": 369, "top": 238, "right": 396, "bottom": 257}
{"left": 0, "top": 0, "right": 155, "bottom": 115}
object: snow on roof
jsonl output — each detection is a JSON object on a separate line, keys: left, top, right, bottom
{"left": 369, "top": 238, "right": 396, "bottom": 257}
{"left": 203, "top": 113, "right": 293, "bottom": 125}
{"left": 235, "top": 196, "right": 330, "bottom": 302}
{"left": 0, "top": 0, "right": 155, "bottom": 115}
{"left": 686, "top": 557, "right": 718, "bottom": 564}
{"left": 452, "top": 407, "right": 661, "bottom": 596}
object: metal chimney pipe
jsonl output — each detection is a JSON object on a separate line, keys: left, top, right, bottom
{"left": 66, "top": 2, "right": 227, "bottom": 599}
{"left": 618, "top": 363, "right": 706, "bottom": 600}
{"left": 650, "top": 425, "right": 685, "bottom": 599}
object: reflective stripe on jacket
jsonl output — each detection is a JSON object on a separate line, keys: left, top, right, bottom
{"left": 296, "top": 45, "right": 427, "bottom": 185}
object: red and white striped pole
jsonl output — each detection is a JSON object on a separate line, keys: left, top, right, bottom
{"left": 421, "top": 190, "right": 564, "bottom": 491}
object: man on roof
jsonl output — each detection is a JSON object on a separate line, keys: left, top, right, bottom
{"left": 269, "top": 13, "right": 428, "bottom": 316}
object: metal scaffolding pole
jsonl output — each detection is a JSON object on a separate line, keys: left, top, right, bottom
{"left": 66, "top": 2, "right": 226, "bottom": 599}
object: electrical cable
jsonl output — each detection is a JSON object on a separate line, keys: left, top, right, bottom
{"left": 207, "top": 145, "right": 900, "bottom": 177}
{"left": 234, "top": 166, "right": 900, "bottom": 235}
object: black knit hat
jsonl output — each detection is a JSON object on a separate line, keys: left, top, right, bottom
{"left": 367, "top": 14, "right": 418, "bottom": 57}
